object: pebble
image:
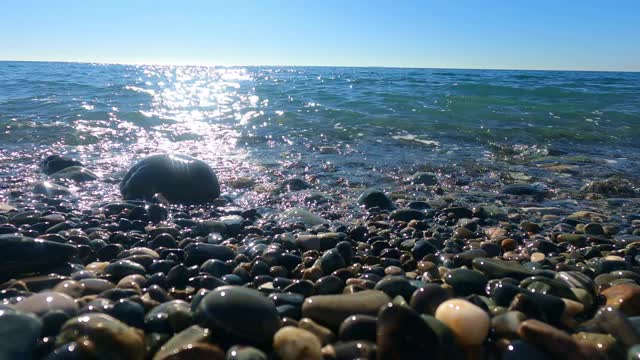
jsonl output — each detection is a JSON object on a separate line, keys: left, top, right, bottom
{"left": 195, "top": 286, "right": 281, "bottom": 348}
{"left": 273, "top": 326, "right": 322, "bottom": 360}
{"left": 56, "top": 313, "right": 145, "bottom": 360}
{"left": 0, "top": 235, "right": 78, "bottom": 277}
{"left": 518, "top": 319, "right": 607, "bottom": 360}
{"left": 0, "top": 309, "right": 42, "bottom": 359}
{"left": 377, "top": 303, "right": 440, "bottom": 359}
{"left": 153, "top": 325, "right": 223, "bottom": 360}
{"left": 14, "top": 291, "right": 78, "bottom": 316}
{"left": 50, "top": 166, "right": 98, "bottom": 182}
{"left": 406, "top": 172, "right": 438, "bottom": 185}
{"left": 40, "top": 154, "right": 83, "bottom": 175}
{"left": 357, "top": 189, "right": 394, "bottom": 210}
{"left": 120, "top": 154, "right": 220, "bottom": 203}
{"left": 444, "top": 268, "right": 488, "bottom": 296}
{"left": 226, "top": 345, "right": 268, "bottom": 360}
{"left": 302, "top": 290, "right": 391, "bottom": 329}
{"left": 435, "top": 298, "right": 490, "bottom": 347}
{"left": 601, "top": 283, "right": 640, "bottom": 316}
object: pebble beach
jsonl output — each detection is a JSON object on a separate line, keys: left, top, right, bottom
{"left": 2, "top": 62, "right": 640, "bottom": 359}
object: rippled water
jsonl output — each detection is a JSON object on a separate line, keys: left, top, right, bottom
{"left": 1, "top": 61, "right": 639, "bottom": 209}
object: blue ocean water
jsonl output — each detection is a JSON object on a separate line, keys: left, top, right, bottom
{"left": 1, "top": 61, "right": 639, "bottom": 207}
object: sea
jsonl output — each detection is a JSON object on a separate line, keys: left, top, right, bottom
{"left": 1, "top": 61, "right": 639, "bottom": 211}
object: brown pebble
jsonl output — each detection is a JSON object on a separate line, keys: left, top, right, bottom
{"left": 518, "top": 319, "right": 607, "bottom": 360}
{"left": 501, "top": 239, "right": 517, "bottom": 252}
{"left": 273, "top": 326, "right": 322, "bottom": 360}
{"left": 299, "top": 318, "right": 335, "bottom": 345}
{"left": 601, "top": 283, "right": 640, "bottom": 316}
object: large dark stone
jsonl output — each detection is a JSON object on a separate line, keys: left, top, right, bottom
{"left": 40, "top": 155, "right": 82, "bottom": 175}
{"left": 195, "top": 286, "right": 281, "bottom": 348}
{"left": 357, "top": 189, "right": 394, "bottom": 210}
{"left": 376, "top": 303, "right": 440, "bottom": 360}
{"left": 0, "top": 235, "right": 78, "bottom": 277}
{"left": 120, "top": 154, "right": 220, "bottom": 203}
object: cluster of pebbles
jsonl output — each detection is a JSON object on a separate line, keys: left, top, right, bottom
{"left": 1, "top": 153, "right": 640, "bottom": 360}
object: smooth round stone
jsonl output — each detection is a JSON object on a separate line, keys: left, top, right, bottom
{"left": 0, "top": 309, "right": 42, "bottom": 359}
{"left": 121, "top": 154, "right": 220, "bottom": 203}
{"left": 0, "top": 234, "right": 78, "bottom": 275}
{"left": 195, "top": 286, "right": 281, "bottom": 348}
{"left": 357, "top": 189, "right": 394, "bottom": 210}
{"left": 389, "top": 209, "right": 426, "bottom": 222}
{"left": 555, "top": 271, "right": 595, "bottom": 293}
{"left": 628, "top": 344, "right": 640, "bottom": 360}
{"left": 444, "top": 268, "right": 488, "bottom": 296}
{"left": 615, "top": 234, "right": 640, "bottom": 247}
{"left": 501, "top": 340, "right": 550, "bottom": 360}
{"left": 46, "top": 340, "right": 94, "bottom": 359}
{"left": 508, "top": 291, "right": 566, "bottom": 326}
{"left": 407, "top": 172, "right": 438, "bottom": 185}
{"left": 15, "top": 291, "right": 78, "bottom": 316}
{"left": 34, "top": 181, "right": 72, "bottom": 196}
{"left": 184, "top": 243, "right": 235, "bottom": 266}
{"left": 472, "top": 258, "right": 534, "bottom": 280}
{"left": 200, "top": 259, "right": 229, "bottom": 277}
{"left": 374, "top": 276, "right": 416, "bottom": 301}
{"left": 279, "top": 208, "right": 329, "bottom": 226}
{"left": 52, "top": 280, "right": 86, "bottom": 298}
{"left": 283, "top": 279, "right": 315, "bottom": 298}
{"left": 572, "top": 332, "right": 618, "bottom": 358}
{"left": 268, "top": 292, "right": 305, "bottom": 308}
{"left": 339, "top": 314, "right": 377, "bottom": 342}
{"left": 435, "top": 299, "right": 489, "bottom": 347}
{"left": 500, "top": 184, "right": 547, "bottom": 196}
{"left": 518, "top": 319, "right": 607, "bottom": 360}
{"left": 520, "top": 276, "right": 578, "bottom": 301}
{"left": 315, "top": 275, "right": 345, "bottom": 295}
{"left": 145, "top": 300, "right": 193, "bottom": 333}
{"left": 410, "top": 284, "right": 450, "bottom": 315}
{"left": 56, "top": 313, "right": 145, "bottom": 360}
{"left": 5, "top": 274, "right": 67, "bottom": 292}
{"left": 376, "top": 303, "right": 440, "bottom": 359}
{"left": 273, "top": 326, "right": 322, "bottom": 360}
{"left": 153, "top": 325, "right": 224, "bottom": 360}
{"left": 80, "top": 278, "right": 116, "bottom": 294}
{"left": 491, "top": 311, "right": 526, "bottom": 338}
{"left": 41, "top": 154, "right": 83, "bottom": 175}
{"left": 323, "top": 340, "right": 377, "bottom": 360}
{"left": 109, "top": 299, "right": 145, "bottom": 329}
{"left": 530, "top": 252, "right": 546, "bottom": 263}
{"left": 118, "top": 274, "right": 148, "bottom": 289}
{"left": 104, "top": 260, "right": 146, "bottom": 282}
{"left": 42, "top": 310, "right": 71, "bottom": 336}
{"left": 421, "top": 314, "right": 465, "bottom": 360}
{"left": 453, "top": 249, "right": 489, "bottom": 267}
{"left": 591, "top": 307, "right": 640, "bottom": 350}
{"left": 226, "top": 345, "right": 268, "bottom": 360}
{"left": 319, "top": 249, "right": 346, "bottom": 275}
{"left": 302, "top": 290, "right": 391, "bottom": 330}
{"left": 411, "top": 240, "right": 438, "bottom": 259}
{"left": 601, "top": 283, "right": 640, "bottom": 316}
{"left": 50, "top": 166, "right": 98, "bottom": 182}
{"left": 298, "top": 318, "right": 335, "bottom": 345}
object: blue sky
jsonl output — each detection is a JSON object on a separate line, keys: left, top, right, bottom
{"left": 1, "top": 0, "right": 638, "bottom": 71}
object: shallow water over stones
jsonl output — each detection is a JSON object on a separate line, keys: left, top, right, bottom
{"left": 1, "top": 149, "right": 640, "bottom": 359}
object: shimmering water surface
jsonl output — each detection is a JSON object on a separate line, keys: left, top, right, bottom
{"left": 1, "top": 61, "right": 639, "bottom": 211}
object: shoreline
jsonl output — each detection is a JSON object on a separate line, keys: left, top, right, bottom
{"left": 1, "top": 152, "right": 640, "bottom": 359}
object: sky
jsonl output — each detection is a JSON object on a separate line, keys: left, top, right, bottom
{"left": 0, "top": 0, "right": 639, "bottom": 71}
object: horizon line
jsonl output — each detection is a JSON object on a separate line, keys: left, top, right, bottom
{"left": 1, "top": 58, "right": 639, "bottom": 74}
